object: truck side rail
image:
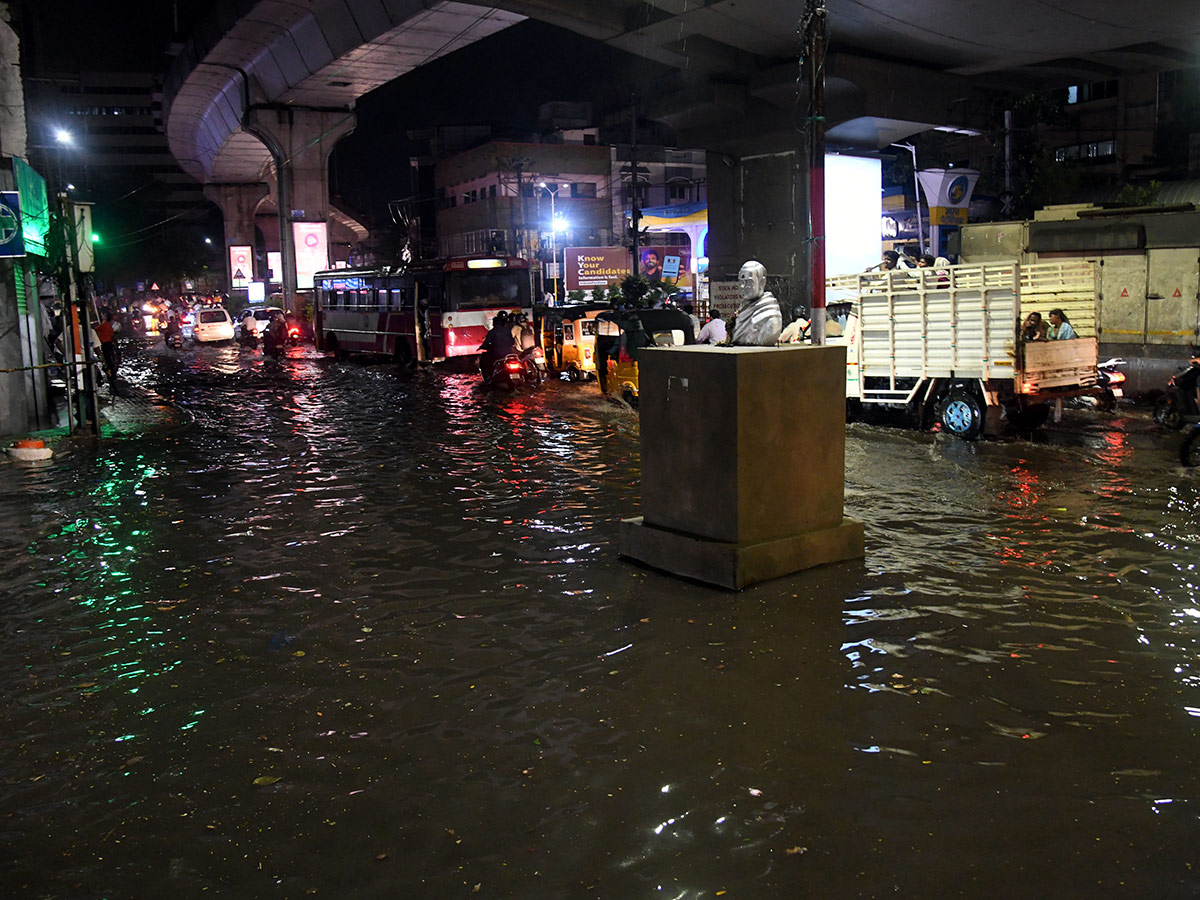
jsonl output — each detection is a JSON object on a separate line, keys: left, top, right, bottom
{"left": 1018, "top": 260, "right": 1098, "bottom": 338}
{"left": 827, "top": 263, "right": 1020, "bottom": 398}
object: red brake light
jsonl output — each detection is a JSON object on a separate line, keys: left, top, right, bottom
{"left": 1108, "top": 371, "right": 1125, "bottom": 384}
{"left": 505, "top": 360, "right": 522, "bottom": 371}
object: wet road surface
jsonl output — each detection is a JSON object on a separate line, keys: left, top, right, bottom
{"left": 3, "top": 336, "right": 1200, "bottom": 898}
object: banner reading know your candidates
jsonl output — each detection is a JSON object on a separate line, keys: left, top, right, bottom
{"left": 565, "top": 247, "right": 629, "bottom": 291}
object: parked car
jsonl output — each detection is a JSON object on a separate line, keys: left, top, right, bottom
{"left": 236, "top": 306, "right": 286, "bottom": 338}
{"left": 192, "top": 306, "right": 235, "bottom": 343}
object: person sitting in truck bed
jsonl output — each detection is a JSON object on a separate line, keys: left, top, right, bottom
{"left": 1022, "top": 311, "right": 1048, "bottom": 342}
{"left": 1047, "top": 308, "right": 1076, "bottom": 340}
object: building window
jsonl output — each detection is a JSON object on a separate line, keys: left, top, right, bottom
{"left": 1054, "top": 139, "right": 1116, "bottom": 163}
{"left": 668, "top": 182, "right": 690, "bottom": 201}
{"left": 1067, "top": 80, "right": 1118, "bottom": 104}
{"left": 571, "top": 182, "right": 596, "bottom": 199}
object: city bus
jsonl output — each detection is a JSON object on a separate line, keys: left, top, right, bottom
{"left": 313, "top": 255, "right": 534, "bottom": 365}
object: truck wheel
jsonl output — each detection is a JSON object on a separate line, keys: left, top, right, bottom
{"left": 568, "top": 366, "right": 581, "bottom": 382}
{"left": 623, "top": 389, "right": 638, "bottom": 409}
{"left": 846, "top": 398, "right": 862, "bottom": 423}
{"left": 1181, "top": 429, "right": 1200, "bottom": 467}
{"left": 939, "top": 390, "right": 983, "bottom": 440}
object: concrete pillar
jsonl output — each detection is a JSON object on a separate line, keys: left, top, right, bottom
{"left": 204, "top": 182, "right": 268, "bottom": 303}
{"left": 248, "top": 107, "right": 355, "bottom": 311}
{"left": 706, "top": 148, "right": 809, "bottom": 319}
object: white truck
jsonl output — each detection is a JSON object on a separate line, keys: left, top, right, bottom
{"left": 825, "top": 260, "right": 1101, "bottom": 439}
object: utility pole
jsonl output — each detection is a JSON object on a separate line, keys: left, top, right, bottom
{"left": 803, "top": 0, "right": 828, "bottom": 344}
{"left": 630, "top": 100, "right": 640, "bottom": 277}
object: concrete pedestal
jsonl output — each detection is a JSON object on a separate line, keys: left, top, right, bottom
{"left": 619, "top": 344, "right": 864, "bottom": 589}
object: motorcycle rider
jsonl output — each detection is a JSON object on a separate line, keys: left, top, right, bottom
{"left": 479, "top": 311, "right": 517, "bottom": 384}
{"left": 264, "top": 311, "right": 288, "bottom": 357}
{"left": 240, "top": 310, "right": 259, "bottom": 347}
{"left": 164, "top": 313, "right": 183, "bottom": 347}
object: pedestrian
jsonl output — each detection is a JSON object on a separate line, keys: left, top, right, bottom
{"left": 682, "top": 303, "right": 701, "bottom": 337}
{"left": 92, "top": 311, "right": 119, "bottom": 384}
{"left": 696, "top": 311, "right": 727, "bottom": 344}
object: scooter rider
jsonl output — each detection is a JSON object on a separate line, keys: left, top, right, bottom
{"left": 264, "top": 311, "right": 288, "bottom": 357}
{"left": 479, "top": 311, "right": 517, "bottom": 383}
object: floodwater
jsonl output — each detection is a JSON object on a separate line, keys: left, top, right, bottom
{"left": 3, "top": 336, "right": 1200, "bottom": 899}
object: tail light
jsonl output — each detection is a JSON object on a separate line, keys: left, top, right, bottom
{"left": 505, "top": 359, "right": 522, "bottom": 372}
{"left": 532, "top": 347, "right": 544, "bottom": 360}
{"left": 288, "top": 326, "right": 300, "bottom": 338}
{"left": 1108, "top": 371, "right": 1126, "bottom": 384}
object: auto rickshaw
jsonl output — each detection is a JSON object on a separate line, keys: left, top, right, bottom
{"left": 594, "top": 307, "right": 696, "bottom": 407}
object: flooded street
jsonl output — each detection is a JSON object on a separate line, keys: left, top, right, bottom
{"left": 3, "top": 336, "right": 1200, "bottom": 898}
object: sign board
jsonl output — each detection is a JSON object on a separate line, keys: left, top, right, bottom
{"left": 0, "top": 191, "right": 24, "bottom": 258}
{"left": 150, "top": 282, "right": 160, "bottom": 291}
{"left": 136, "top": 282, "right": 145, "bottom": 292}
{"left": 292, "top": 221, "right": 329, "bottom": 289}
{"left": 638, "top": 244, "right": 692, "bottom": 287}
{"left": 13, "top": 158, "right": 48, "bottom": 258}
{"left": 185, "top": 281, "right": 194, "bottom": 291}
{"left": 267, "top": 251, "right": 282, "bottom": 282}
{"left": 709, "top": 280, "right": 742, "bottom": 316}
{"left": 248, "top": 282, "right": 266, "bottom": 304}
{"left": 229, "top": 245, "right": 252, "bottom": 288}
{"left": 546, "top": 262, "right": 560, "bottom": 279}
{"left": 929, "top": 206, "right": 968, "bottom": 226}
{"left": 564, "top": 246, "right": 629, "bottom": 291}
{"left": 73, "top": 202, "right": 94, "bottom": 272}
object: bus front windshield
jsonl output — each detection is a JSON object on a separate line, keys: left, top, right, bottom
{"left": 450, "top": 271, "right": 530, "bottom": 310}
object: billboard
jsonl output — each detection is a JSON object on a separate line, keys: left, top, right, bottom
{"left": 292, "top": 222, "right": 328, "bottom": 289}
{"left": 14, "top": 158, "right": 48, "bottom": 258}
{"left": 638, "top": 244, "right": 692, "bottom": 288}
{"left": 229, "top": 245, "right": 252, "bottom": 288}
{"left": 565, "top": 246, "right": 629, "bottom": 291}
{"left": 267, "top": 251, "right": 282, "bottom": 282}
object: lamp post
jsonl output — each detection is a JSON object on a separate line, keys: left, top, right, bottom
{"left": 539, "top": 182, "right": 561, "bottom": 304}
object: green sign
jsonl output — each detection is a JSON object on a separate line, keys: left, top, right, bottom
{"left": 14, "top": 157, "right": 49, "bottom": 258}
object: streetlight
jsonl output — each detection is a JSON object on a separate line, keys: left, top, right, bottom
{"left": 539, "top": 182, "right": 561, "bottom": 304}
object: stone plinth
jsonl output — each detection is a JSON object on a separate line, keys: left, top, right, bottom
{"left": 619, "top": 344, "right": 864, "bottom": 589}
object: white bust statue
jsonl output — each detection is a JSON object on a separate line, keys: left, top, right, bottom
{"left": 730, "top": 260, "right": 782, "bottom": 346}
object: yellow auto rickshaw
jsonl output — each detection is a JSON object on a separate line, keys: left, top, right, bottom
{"left": 594, "top": 307, "right": 696, "bottom": 407}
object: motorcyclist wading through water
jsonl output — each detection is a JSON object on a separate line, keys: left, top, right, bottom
{"left": 264, "top": 311, "right": 288, "bottom": 358}
{"left": 478, "top": 311, "right": 520, "bottom": 387}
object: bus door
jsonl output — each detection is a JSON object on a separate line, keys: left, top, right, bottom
{"left": 418, "top": 271, "right": 445, "bottom": 360}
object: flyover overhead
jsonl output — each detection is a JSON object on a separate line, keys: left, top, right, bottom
{"left": 164, "top": 0, "right": 526, "bottom": 186}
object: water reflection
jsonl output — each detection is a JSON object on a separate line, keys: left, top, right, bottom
{"left": 2, "top": 338, "right": 1200, "bottom": 897}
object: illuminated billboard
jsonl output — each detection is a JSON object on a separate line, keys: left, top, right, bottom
{"left": 824, "top": 154, "right": 882, "bottom": 277}
{"left": 229, "top": 245, "right": 252, "bottom": 288}
{"left": 14, "top": 158, "right": 49, "bottom": 258}
{"left": 565, "top": 246, "right": 629, "bottom": 291}
{"left": 292, "top": 222, "right": 328, "bottom": 289}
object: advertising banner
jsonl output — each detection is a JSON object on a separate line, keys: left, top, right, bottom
{"left": 292, "top": 222, "right": 328, "bottom": 289}
{"left": 638, "top": 244, "right": 692, "bottom": 287}
{"left": 0, "top": 192, "right": 24, "bottom": 258}
{"left": 229, "top": 245, "right": 252, "bottom": 288}
{"left": 267, "top": 251, "right": 282, "bottom": 283}
{"left": 565, "top": 246, "right": 629, "bottom": 291}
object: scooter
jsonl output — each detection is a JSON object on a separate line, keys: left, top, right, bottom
{"left": 1093, "top": 357, "right": 1128, "bottom": 411}
{"left": 238, "top": 325, "right": 259, "bottom": 350}
{"left": 165, "top": 330, "right": 184, "bottom": 350}
{"left": 485, "top": 353, "right": 536, "bottom": 391}
{"left": 519, "top": 345, "right": 547, "bottom": 385}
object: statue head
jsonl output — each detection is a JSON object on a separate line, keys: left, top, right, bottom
{"left": 738, "top": 260, "right": 766, "bottom": 302}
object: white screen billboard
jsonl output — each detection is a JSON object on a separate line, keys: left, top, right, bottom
{"left": 292, "top": 222, "right": 328, "bottom": 289}
{"left": 824, "top": 155, "right": 882, "bottom": 278}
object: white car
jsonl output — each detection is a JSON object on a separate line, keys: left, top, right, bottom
{"left": 237, "top": 306, "right": 285, "bottom": 338}
{"left": 192, "top": 307, "right": 235, "bottom": 343}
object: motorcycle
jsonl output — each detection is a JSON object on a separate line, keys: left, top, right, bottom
{"left": 485, "top": 353, "right": 537, "bottom": 391}
{"left": 1154, "top": 357, "right": 1200, "bottom": 430}
{"left": 1093, "top": 357, "right": 1128, "bottom": 411}
{"left": 165, "top": 329, "right": 184, "bottom": 350}
{"left": 519, "top": 345, "right": 547, "bottom": 385}
{"left": 238, "top": 324, "right": 259, "bottom": 350}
